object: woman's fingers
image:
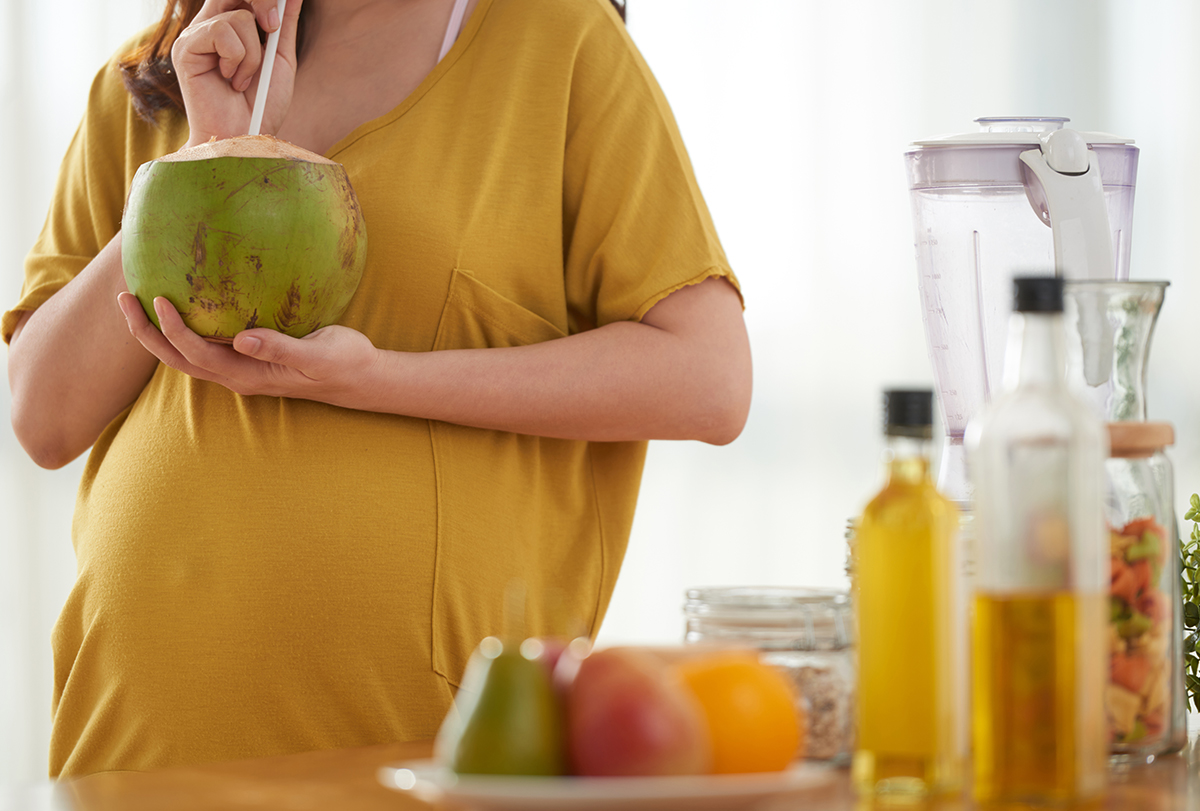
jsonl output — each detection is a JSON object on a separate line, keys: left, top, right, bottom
{"left": 233, "top": 327, "right": 312, "bottom": 371}
{"left": 149, "top": 298, "right": 319, "bottom": 397}
{"left": 175, "top": 0, "right": 287, "bottom": 89}
{"left": 174, "top": 10, "right": 262, "bottom": 90}
{"left": 118, "top": 293, "right": 242, "bottom": 389}
{"left": 224, "top": 1, "right": 294, "bottom": 88}
{"left": 221, "top": 12, "right": 265, "bottom": 92}
{"left": 118, "top": 293, "right": 206, "bottom": 376}
{"left": 192, "top": 0, "right": 283, "bottom": 33}
{"left": 150, "top": 297, "right": 255, "bottom": 381}
{"left": 118, "top": 292, "right": 356, "bottom": 401}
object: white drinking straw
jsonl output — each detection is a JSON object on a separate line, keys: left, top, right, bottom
{"left": 248, "top": 0, "right": 287, "bottom": 136}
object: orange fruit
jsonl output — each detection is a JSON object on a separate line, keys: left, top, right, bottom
{"left": 675, "top": 653, "right": 804, "bottom": 774}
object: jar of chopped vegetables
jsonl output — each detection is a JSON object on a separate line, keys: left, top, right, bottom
{"left": 1105, "top": 422, "right": 1187, "bottom": 762}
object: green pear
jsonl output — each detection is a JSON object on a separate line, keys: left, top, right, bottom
{"left": 435, "top": 637, "right": 566, "bottom": 776}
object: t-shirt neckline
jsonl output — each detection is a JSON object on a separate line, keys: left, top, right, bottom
{"left": 324, "top": 0, "right": 493, "bottom": 160}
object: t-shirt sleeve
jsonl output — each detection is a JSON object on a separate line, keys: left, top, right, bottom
{"left": 2, "top": 47, "right": 159, "bottom": 345}
{"left": 561, "top": 2, "right": 741, "bottom": 334}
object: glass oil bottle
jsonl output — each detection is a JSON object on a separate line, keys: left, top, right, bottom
{"left": 966, "top": 276, "right": 1108, "bottom": 807}
{"left": 852, "top": 389, "right": 964, "bottom": 798}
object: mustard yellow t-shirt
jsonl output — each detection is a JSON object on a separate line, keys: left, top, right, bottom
{"left": 3, "top": 0, "right": 738, "bottom": 778}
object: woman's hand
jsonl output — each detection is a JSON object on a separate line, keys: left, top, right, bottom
{"left": 117, "top": 292, "right": 380, "bottom": 406}
{"left": 172, "top": 0, "right": 304, "bottom": 146}
{"left": 117, "top": 277, "right": 751, "bottom": 445}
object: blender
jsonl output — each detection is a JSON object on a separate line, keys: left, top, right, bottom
{"left": 904, "top": 119, "right": 1187, "bottom": 769}
{"left": 904, "top": 117, "right": 1139, "bottom": 504}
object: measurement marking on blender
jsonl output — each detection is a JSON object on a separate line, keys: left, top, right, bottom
{"left": 972, "top": 230, "right": 992, "bottom": 398}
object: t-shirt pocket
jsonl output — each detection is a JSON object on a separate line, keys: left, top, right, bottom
{"left": 428, "top": 268, "right": 606, "bottom": 688}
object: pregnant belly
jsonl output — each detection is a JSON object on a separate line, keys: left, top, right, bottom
{"left": 50, "top": 372, "right": 449, "bottom": 776}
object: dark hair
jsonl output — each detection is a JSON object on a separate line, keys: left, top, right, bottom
{"left": 120, "top": 0, "right": 627, "bottom": 122}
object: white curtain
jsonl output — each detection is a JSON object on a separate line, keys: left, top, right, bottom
{"left": 0, "top": 0, "right": 161, "bottom": 787}
{"left": 2, "top": 0, "right": 1199, "bottom": 787}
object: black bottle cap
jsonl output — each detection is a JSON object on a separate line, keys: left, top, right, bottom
{"left": 883, "top": 389, "right": 934, "bottom": 438}
{"left": 1012, "top": 275, "right": 1064, "bottom": 313}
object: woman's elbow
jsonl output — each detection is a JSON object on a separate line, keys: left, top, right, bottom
{"left": 693, "top": 359, "right": 752, "bottom": 446}
{"left": 11, "top": 397, "right": 79, "bottom": 470}
{"left": 699, "top": 390, "right": 750, "bottom": 446}
{"left": 13, "top": 432, "right": 76, "bottom": 471}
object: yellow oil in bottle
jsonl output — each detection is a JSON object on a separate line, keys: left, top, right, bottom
{"left": 972, "top": 591, "right": 1107, "bottom": 807}
{"left": 853, "top": 454, "right": 963, "bottom": 798}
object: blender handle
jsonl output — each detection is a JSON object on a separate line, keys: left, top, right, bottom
{"left": 1018, "top": 132, "right": 1116, "bottom": 281}
{"left": 1020, "top": 131, "right": 1116, "bottom": 387}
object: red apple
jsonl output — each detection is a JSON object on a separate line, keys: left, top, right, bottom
{"left": 566, "top": 647, "right": 711, "bottom": 776}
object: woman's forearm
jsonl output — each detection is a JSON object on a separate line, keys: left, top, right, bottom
{"left": 363, "top": 315, "right": 748, "bottom": 444}
{"left": 333, "top": 277, "right": 751, "bottom": 444}
{"left": 9, "top": 233, "right": 159, "bottom": 469}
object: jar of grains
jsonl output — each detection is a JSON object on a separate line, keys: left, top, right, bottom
{"left": 683, "top": 586, "right": 855, "bottom": 762}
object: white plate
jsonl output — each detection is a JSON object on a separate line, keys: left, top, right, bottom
{"left": 377, "top": 759, "right": 839, "bottom": 811}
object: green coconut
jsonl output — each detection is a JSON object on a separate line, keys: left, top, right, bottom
{"left": 122, "top": 134, "right": 367, "bottom": 343}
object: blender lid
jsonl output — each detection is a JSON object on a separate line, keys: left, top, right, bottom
{"left": 912, "top": 116, "right": 1133, "bottom": 146}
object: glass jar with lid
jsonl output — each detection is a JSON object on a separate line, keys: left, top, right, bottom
{"left": 683, "top": 586, "right": 854, "bottom": 762}
{"left": 1105, "top": 421, "right": 1187, "bottom": 762}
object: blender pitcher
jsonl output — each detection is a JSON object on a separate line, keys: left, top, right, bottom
{"left": 905, "top": 117, "right": 1138, "bottom": 504}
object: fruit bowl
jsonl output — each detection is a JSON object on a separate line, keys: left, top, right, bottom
{"left": 378, "top": 759, "right": 837, "bottom": 811}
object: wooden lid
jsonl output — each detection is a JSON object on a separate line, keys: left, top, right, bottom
{"left": 1107, "top": 422, "right": 1174, "bottom": 458}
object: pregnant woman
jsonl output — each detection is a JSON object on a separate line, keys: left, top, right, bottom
{"left": 4, "top": 0, "right": 750, "bottom": 777}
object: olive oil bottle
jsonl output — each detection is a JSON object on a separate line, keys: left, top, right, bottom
{"left": 853, "top": 389, "right": 964, "bottom": 798}
{"left": 966, "top": 277, "right": 1108, "bottom": 807}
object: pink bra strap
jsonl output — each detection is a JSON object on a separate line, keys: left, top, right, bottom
{"left": 437, "top": 0, "right": 471, "bottom": 62}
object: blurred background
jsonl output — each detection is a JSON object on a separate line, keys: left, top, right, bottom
{"left": 2, "top": 0, "right": 1199, "bottom": 787}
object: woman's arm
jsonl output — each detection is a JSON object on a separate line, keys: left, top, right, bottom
{"left": 8, "top": 233, "right": 160, "bottom": 469}
{"left": 7, "top": 0, "right": 301, "bottom": 470}
{"left": 118, "top": 275, "right": 752, "bottom": 445}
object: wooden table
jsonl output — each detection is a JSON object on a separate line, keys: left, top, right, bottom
{"left": 62, "top": 733, "right": 1200, "bottom": 810}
